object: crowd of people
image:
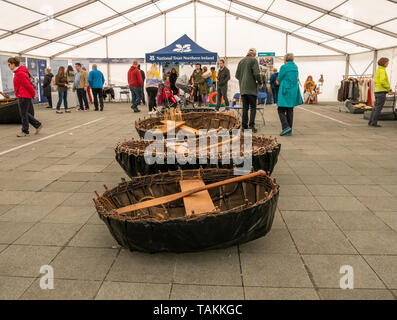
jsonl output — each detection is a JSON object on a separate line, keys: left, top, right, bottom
{"left": 6, "top": 51, "right": 392, "bottom": 138}
{"left": 42, "top": 63, "right": 106, "bottom": 113}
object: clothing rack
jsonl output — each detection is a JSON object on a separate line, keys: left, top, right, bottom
{"left": 338, "top": 75, "right": 374, "bottom": 113}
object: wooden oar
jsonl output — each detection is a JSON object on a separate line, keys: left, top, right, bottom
{"left": 116, "top": 170, "right": 266, "bottom": 215}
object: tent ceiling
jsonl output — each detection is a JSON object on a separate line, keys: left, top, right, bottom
{"left": 0, "top": 0, "right": 395, "bottom": 58}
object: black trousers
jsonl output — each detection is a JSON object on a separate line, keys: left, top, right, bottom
{"left": 241, "top": 94, "right": 257, "bottom": 129}
{"left": 18, "top": 98, "right": 41, "bottom": 134}
{"left": 141, "top": 86, "right": 146, "bottom": 104}
{"left": 45, "top": 94, "right": 52, "bottom": 108}
{"left": 77, "top": 88, "right": 89, "bottom": 110}
{"left": 369, "top": 92, "right": 387, "bottom": 126}
{"left": 278, "top": 107, "right": 294, "bottom": 131}
{"left": 272, "top": 87, "right": 279, "bottom": 104}
{"left": 217, "top": 85, "right": 229, "bottom": 109}
{"left": 146, "top": 87, "right": 158, "bottom": 112}
{"left": 92, "top": 88, "right": 104, "bottom": 110}
{"left": 193, "top": 84, "right": 201, "bottom": 106}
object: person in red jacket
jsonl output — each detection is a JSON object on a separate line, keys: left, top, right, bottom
{"left": 128, "top": 60, "right": 143, "bottom": 113}
{"left": 8, "top": 57, "right": 42, "bottom": 137}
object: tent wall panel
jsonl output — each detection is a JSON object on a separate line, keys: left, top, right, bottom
{"left": 348, "top": 51, "right": 374, "bottom": 76}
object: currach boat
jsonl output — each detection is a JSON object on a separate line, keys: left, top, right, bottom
{"left": 115, "top": 134, "right": 281, "bottom": 178}
{"left": 0, "top": 97, "right": 34, "bottom": 124}
{"left": 135, "top": 111, "right": 241, "bottom": 138}
{"left": 93, "top": 168, "right": 279, "bottom": 253}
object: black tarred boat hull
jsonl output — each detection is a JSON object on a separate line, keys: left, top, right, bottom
{"left": 98, "top": 192, "right": 278, "bottom": 253}
{"left": 0, "top": 100, "right": 34, "bottom": 124}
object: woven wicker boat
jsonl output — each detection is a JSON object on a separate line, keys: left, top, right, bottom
{"left": 0, "top": 98, "right": 34, "bottom": 124}
{"left": 135, "top": 111, "right": 240, "bottom": 138}
{"left": 115, "top": 135, "right": 281, "bottom": 177}
{"left": 93, "top": 168, "right": 279, "bottom": 253}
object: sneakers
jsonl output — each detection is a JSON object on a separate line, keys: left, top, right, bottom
{"left": 65, "top": 110, "right": 71, "bottom": 113}
{"left": 56, "top": 111, "right": 63, "bottom": 114}
{"left": 280, "top": 128, "right": 292, "bottom": 136}
{"left": 35, "top": 124, "right": 43, "bottom": 135}
{"left": 285, "top": 132, "right": 293, "bottom": 136}
{"left": 133, "top": 108, "right": 141, "bottom": 113}
{"left": 249, "top": 127, "right": 258, "bottom": 133}
{"left": 16, "top": 131, "right": 29, "bottom": 137}
{"left": 84, "top": 108, "right": 89, "bottom": 112}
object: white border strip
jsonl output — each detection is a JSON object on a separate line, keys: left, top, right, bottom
{"left": 0, "top": 118, "right": 105, "bottom": 157}
{"left": 299, "top": 106, "right": 352, "bottom": 126}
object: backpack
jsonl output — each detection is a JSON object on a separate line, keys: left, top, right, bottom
{"left": 28, "top": 72, "right": 37, "bottom": 90}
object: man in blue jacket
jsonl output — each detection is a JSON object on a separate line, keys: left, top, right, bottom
{"left": 89, "top": 64, "right": 105, "bottom": 111}
{"left": 277, "top": 53, "right": 303, "bottom": 136}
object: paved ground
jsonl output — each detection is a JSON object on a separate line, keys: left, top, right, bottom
{"left": 0, "top": 102, "right": 396, "bottom": 300}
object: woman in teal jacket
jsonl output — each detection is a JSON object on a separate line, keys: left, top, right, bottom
{"left": 277, "top": 53, "right": 303, "bottom": 136}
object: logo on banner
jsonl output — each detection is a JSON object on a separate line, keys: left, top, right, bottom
{"left": 149, "top": 56, "right": 155, "bottom": 61}
{"left": 173, "top": 44, "right": 192, "bottom": 53}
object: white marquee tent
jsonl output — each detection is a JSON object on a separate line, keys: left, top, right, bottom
{"left": 0, "top": 0, "right": 396, "bottom": 100}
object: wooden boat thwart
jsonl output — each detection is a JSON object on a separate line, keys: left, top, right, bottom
{"left": 115, "top": 135, "right": 281, "bottom": 178}
{"left": 93, "top": 168, "right": 279, "bottom": 253}
{"left": 135, "top": 111, "right": 240, "bottom": 138}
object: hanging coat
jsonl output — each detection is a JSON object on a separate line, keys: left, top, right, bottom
{"left": 277, "top": 61, "right": 303, "bottom": 108}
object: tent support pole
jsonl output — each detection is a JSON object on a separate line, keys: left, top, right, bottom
{"left": 285, "top": 34, "right": 288, "bottom": 54}
{"left": 194, "top": 0, "right": 197, "bottom": 42}
{"left": 345, "top": 54, "right": 350, "bottom": 76}
{"left": 106, "top": 36, "right": 110, "bottom": 85}
{"left": 373, "top": 50, "right": 378, "bottom": 76}
{"left": 224, "top": 12, "right": 227, "bottom": 58}
{"left": 164, "top": 13, "right": 167, "bottom": 46}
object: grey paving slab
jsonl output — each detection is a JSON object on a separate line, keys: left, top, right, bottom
{"left": 60, "top": 192, "right": 96, "bottom": 207}
{"left": 21, "top": 279, "right": 102, "bottom": 300}
{"left": 307, "top": 185, "right": 351, "bottom": 196}
{"left": 245, "top": 287, "right": 319, "bottom": 300}
{"left": 240, "top": 253, "right": 313, "bottom": 288}
{"left": 0, "top": 245, "right": 61, "bottom": 277}
{"left": 14, "top": 223, "right": 82, "bottom": 246}
{"left": 272, "top": 174, "right": 302, "bottom": 185}
{"left": 42, "top": 181, "right": 87, "bottom": 193}
{"left": 51, "top": 247, "right": 118, "bottom": 281}
{"left": 174, "top": 248, "right": 241, "bottom": 286}
{"left": 318, "top": 288, "right": 394, "bottom": 300}
{"left": 0, "top": 205, "right": 13, "bottom": 216}
{"left": 281, "top": 211, "right": 338, "bottom": 230}
{"left": 0, "top": 180, "right": 52, "bottom": 192}
{"left": 315, "top": 196, "right": 368, "bottom": 211}
{"left": 0, "top": 191, "right": 35, "bottom": 205}
{"left": 381, "top": 185, "right": 397, "bottom": 197}
{"left": 344, "top": 185, "right": 392, "bottom": 197}
{"left": 106, "top": 250, "right": 176, "bottom": 284}
{"left": 357, "top": 197, "right": 397, "bottom": 212}
{"left": 346, "top": 231, "right": 397, "bottom": 255}
{"left": 42, "top": 206, "right": 95, "bottom": 224}
{"left": 328, "top": 211, "right": 391, "bottom": 231}
{"left": 363, "top": 256, "right": 397, "bottom": 289}
{"left": 0, "top": 221, "right": 34, "bottom": 244}
{"left": 298, "top": 175, "right": 338, "bottom": 185}
{"left": 290, "top": 229, "right": 356, "bottom": 254}
{"left": 279, "top": 185, "right": 311, "bottom": 196}
{"left": 333, "top": 175, "right": 374, "bottom": 185}
{"left": 171, "top": 284, "right": 244, "bottom": 300}
{"left": 68, "top": 224, "right": 118, "bottom": 248}
{"left": 0, "top": 276, "right": 35, "bottom": 300}
{"left": 0, "top": 205, "right": 54, "bottom": 223}
{"left": 22, "top": 192, "right": 72, "bottom": 208}
{"left": 96, "top": 281, "right": 170, "bottom": 300}
{"left": 302, "top": 255, "right": 385, "bottom": 289}
{"left": 278, "top": 196, "right": 322, "bottom": 211}
{"left": 374, "top": 211, "right": 397, "bottom": 232}
{"left": 0, "top": 245, "right": 6, "bottom": 254}
{"left": 239, "top": 229, "right": 297, "bottom": 254}
{"left": 58, "top": 172, "right": 98, "bottom": 182}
